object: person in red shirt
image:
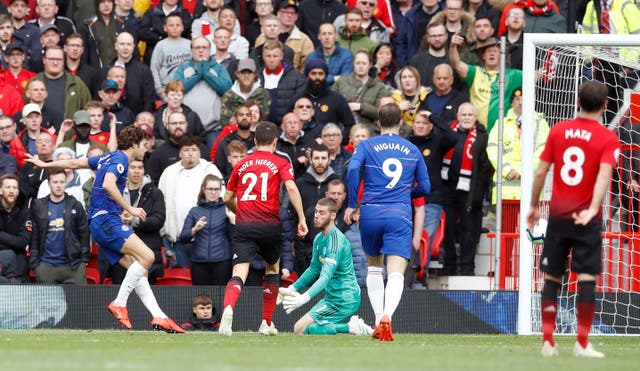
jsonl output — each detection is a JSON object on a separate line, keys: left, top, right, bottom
{"left": 527, "top": 80, "right": 620, "bottom": 359}
{"left": 0, "top": 43, "right": 35, "bottom": 94}
{"left": 218, "top": 121, "right": 308, "bottom": 337}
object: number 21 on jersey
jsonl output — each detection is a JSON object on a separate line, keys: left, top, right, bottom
{"left": 240, "top": 172, "right": 269, "bottom": 201}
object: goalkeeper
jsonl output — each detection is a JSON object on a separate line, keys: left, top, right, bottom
{"left": 279, "top": 198, "right": 372, "bottom": 336}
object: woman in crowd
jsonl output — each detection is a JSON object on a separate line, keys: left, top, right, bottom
{"left": 391, "top": 66, "right": 431, "bottom": 127}
{"left": 333, "top": 50, "right": 389, "bottom": 129}
{"left": 179, "top": 175, "right": 232, "bottom": 286}
{"left": 343, "top": 123, "right": 372, "bottom": 153}
{"left": 370, "top": 43, "right": 399, "bottom": 90}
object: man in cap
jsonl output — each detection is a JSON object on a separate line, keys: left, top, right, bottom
{"left": 449, "top": 35, "right": 522, "bottom": 132}
{"left": 98, "top": 79, "right": 135, "bottom": 134}
{"left": 219, "top": 58, "right": 271, "bottom": 128}
{"left": 28, "top": 0, "right": 75, "bottom": 42}
{"left": 173, "top": 36, "right": 232, "bottom": 149}
{"left": 9, "top": 103, "right": 48, "bottom": 168}
{"left": 0, "top": 43, "right": 36, "bottom": 95}
{"left": 273, "top": 0, "right": 314, "bottom": 72}
{"left": 7, "top": 0, "right": 41, "bottom": 68}
{"left": 57, "top": 109, "right": 109, "bottom": 158}
{"left": 303, "top": 58, "right": 354, "bottom": 140}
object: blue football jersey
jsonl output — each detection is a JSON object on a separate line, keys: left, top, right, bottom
{"left": 347, "top": 133, "right": 430, "bottom": 208}
{"left": 87, "top": 151, "right": 129, "bottom": 219}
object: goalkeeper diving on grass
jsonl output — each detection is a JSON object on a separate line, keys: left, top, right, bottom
{"left": 278, "top": 198, "right": 373, "bottom": 336}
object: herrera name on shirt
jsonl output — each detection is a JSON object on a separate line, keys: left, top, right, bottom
{"left": 236, "top": 159, "right": 279, "bottom": 175}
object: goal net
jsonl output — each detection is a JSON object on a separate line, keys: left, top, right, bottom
{"left": 518, "top": 33, "right": 640, "bottom": 335}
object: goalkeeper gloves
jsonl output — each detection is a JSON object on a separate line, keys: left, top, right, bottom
{"left": 282, "top": 292, "right": 310, "bottom": 314}
{"left": 277, "top": 286, "right": 297, "bottom": 305}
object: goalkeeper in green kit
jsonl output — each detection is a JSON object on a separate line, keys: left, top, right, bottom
{"left": 278, "top": 198, "right": 373, "bottom": 336}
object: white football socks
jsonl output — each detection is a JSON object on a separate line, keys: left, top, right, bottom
{"left": 113, "top": 260, "right": 146, "bottom": 307}
{"left": 134, "top": 276, "right": 167, "bottom": 318}
{"left": 366, "top": 266, "right": 385, "bottom": 325}
{"left": 383, "top": 272, "right": 405, "bottom": 321}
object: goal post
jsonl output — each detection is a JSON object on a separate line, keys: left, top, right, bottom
{"left": 519, "top": 33, "right": 640, "bottom": 336}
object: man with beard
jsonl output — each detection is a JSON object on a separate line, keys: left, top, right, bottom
{"left": 303, "top": 59, "right": 354, "bottom": 142}
{"left": 7, "top": 0, "right": 40, "bottom": 68}
{"left": 250, "top": 15, "right": 295, "bottom": 72}
{"left": 215, "top": 105, "right": 255, "bottom": 179}
{"left": 333, "top": 0, "right": 391, "bottom": 44}
{"left": 0, "top": 173, "right": 32, "bottom": 283}
{"left": 159, "top": 135, "right": 224, "bottom": 269}
{"left": 459, "top": 16, "right": 497, "bottom": 67}
{"left": 26, "top": 126, "right": 185, "bottom": 333}
{"left": 336, "top": 8, "right": 376, "bottom": 55}
{"left": 146, "top": 111, "right": 209, "bottom": 185}
{"left": 410, "top": 22, "right": 450, "bottom": 89}
{"left": 63, "top": 33, "right": 100, "bottom": 97}
{"left": 259, "top": 40, "right": 306, "bottom": 125}
{"left": 57, "top": 110, "right": 109, "bottom": 159}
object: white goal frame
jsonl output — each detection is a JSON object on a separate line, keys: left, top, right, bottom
{"left": 519, "top": 33, "right": 640, "bottom": 335}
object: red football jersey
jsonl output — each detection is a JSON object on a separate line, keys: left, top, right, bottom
{"left": 540, "top": 117, "right": 620, "bottom": 219}
{"left": 227, "top": 150, "right": 295, "bottom": 225}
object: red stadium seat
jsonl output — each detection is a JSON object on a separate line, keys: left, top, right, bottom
{"left": 416, "top": 211, "right": 446, "bottom": 280}
{"left": 86, "top": 267, "right": 101, "bottom": 285}
{"left": 155, "top": 268, "right": 192, "bottom": 286}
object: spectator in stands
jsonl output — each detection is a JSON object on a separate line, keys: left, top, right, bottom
{"left": 487, "top": 87, "right": 549, "bottom": 204}
{"left": 449, "top": 35, "right": 521, "bottom": 131}
{"left": 36, "top": 147, "right": 90, "bottom": 209}
{"left": 0, "top": 114, "right": 17, "bottom": 154}
{"left": 245, "top": 0, "right": 274, "bottom": 48}
{"left": 293, "top": 96, "right": 323, "bottom": 142}
{"left": 333, "top": 0, "right": 392, "bottom": 44}
{"left": 0, "top": 15, "right": 16, "bottom": 69}
{"left": 181, "top": 293, "right": 220, "bottom": 331}
{"left": 80, "top": 0, "right": 127, "bottom": 68}
{"left": 274, "top": 0, "right": 314, "bottom": 72}
{"left": 304, "top": 59, "right": 355, "bottom": 137}
{"left": 336, "top": 8, "right": 376, "bottom": 55}
{"left": 0, "top": 173, "right": 31, "bottom": 282}
{"left": 457, "top": 16, "right": 496, "bottom": 68}
{"left": 147, "top": 111, "right": 208, "bottom": 185}
{"left": 84, "top": 101, "right": 117, "bottom": 151}
{"left": 441, "top": 103, "right": 490, "bottom": 276}
{"left": 152, "top": 80, "right": 205, "bottom": 143}
{"left": 277, "top": 112, "right": 317, "bottom": 178}
{"left": 7, "top": 0, "right": 40, "bottom": 69}
{"left": 497, "top": 0, "right": 560, "bottom": 36}
{"left": 215, "top": 105, "right": 255, "bottom": 179}
{"left": 391, "top": 66, "right": 431, "bottom": 127}
{"left": 523, "top": 0, "right": 566, "bottom": 34}
{"left": 504, "top": 7, "right": 525, "bottom": 70}
{"left": 0, "top": 43, "right": 35, "bottom": 95}
{"left": 430, "top": 0, "right": 475, "bottom": 46}
{"left": 343, "top": 123, "right": 371, "bottom": 153}
{"left": 222, "top": 139, "right": 247, "bottom": 183}
{"left": 0, "top": 149, "right": 17, "bottom": 176}
{"left": 173, "top": 36, "right": 233, "bottom": 148}
{"left": 17, "top": 80, "right": 60, "bottom": 134}
{"left": 464, "top": 0, "right": 500, "bottom": 31}
{"left": 9, "top": 103, "right": 50, "bottom": 168}
{"left": 106, "top": 159, "right": 166, "bottom": 284}
{"left": 159, "top": 136, "right": 224, "bottom": 268}
{"left": 332, "top": 49, "right": 390, "bottom": 129}
{"left": 191, "top": 0, "right": 240, "bottom": 43}
{"left": 425, "top": 63, "right": 467, "bottom": 124}
{"left": 138, "top": 0, "right": 192, "bottom": 64}
{"left": 150, "top": 14, "right": 191, "bottom": 101}
{"left": 219, "top": 58, "right": 270, "bottom": 127}
{"left": 211, "top": 26, "right": 239, "bottom": 77}
{"left": 63, "top": 33, "right": 100, "bottom": 97}
{"left": 17, "top": 131, "right": 53, "bottom": 206}
{"left": 216, "top": 7, "right": 249, "bottom": 59}
{"left": 410, "top": 22, "right": 450, "bottom": 89}
{"left": 259, "top": 39, "right": 306, "bottom": 124}
{"left": 97, "top": 79, "right": 135, "bottom": 134}
{"left": 370, "top": 43, "right": 399, "bottom": 90}
{"left": 396, "top": 0, "right": 444, "bottom": 67}
{"left": 29, "top": 168, "right": 89, "bottom": 284}
{"left": 66, "top": 0, "right": 96, "bottom": 27}
{"left": 57, "top": 109, "right": 109, "bottom": 158}
{"left": 34, "top": 45, "right": 92, "bottom": 120}
{"left": 113, "top": 0, "right": 142, "bottom": 38}
{"left": 305, "top": 22, "right": 353, "bottom": 86}
{"left": 321, "top": 123, "right": 351, "bottom": 180}
{"left": 250, "top": 15, "right": 295, "bottom": 71}
{"left": 108, "top": 32, "right": 156, "bottom": 115}
{"left": 408, "top": 110, "right": 456, "bottom": 268}
{"left": 0, "top": 70, "right": 23, "bottom": 119}
{"left": 28, "top": 0, "right": 75, "bottom": 43}
{"left": 179, "top": 174, "right": 232, "bottom": 286}
{"left": 296, "top": 0, "right": 346, "bottom": 48}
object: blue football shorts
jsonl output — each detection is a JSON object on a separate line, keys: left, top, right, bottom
{"left": 90, "top": 214, "right": 133, "bottom": 265}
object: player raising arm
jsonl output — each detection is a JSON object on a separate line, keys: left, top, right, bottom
{"left": 344, "top": 103, "right": 430, "bottom": 341}
{"left": 26, "top": 126, "right": 184, "bottom": 333}
{"left": 527, "top": 81, "right": 620, "bottom": 358}
{"left": 218, "top": 121, "right": 308, "bottom": 336}
{"left": 278, "top": 198, "right": 373, "bottom": 336}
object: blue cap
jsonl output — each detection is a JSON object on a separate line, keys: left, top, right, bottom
{"left": 101, "top": 79, "right": 119, "bottom": 92}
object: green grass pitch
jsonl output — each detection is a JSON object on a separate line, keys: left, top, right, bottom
{"left": 1, "top": 330, "right": 637, "bottom": 371}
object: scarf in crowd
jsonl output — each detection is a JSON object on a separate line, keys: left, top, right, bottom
{"left": 525, "top": 0, "right": 554, "bottom": 16}
{"left": 441, "top": 120, "right": 477, "bottom": 191}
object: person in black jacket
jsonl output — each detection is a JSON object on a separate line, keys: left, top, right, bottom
{"left": 64, "top": 33, "right": 101, "bottom": 98}
{"left": 179, "top": 175, "right": 232, "bottom": 286}
{"left": 138, "top": 0, "right": 192, "bottom": 64}
{"left": 440, "top": 103, "right": 491, "bottom": 276}
{"left": 106, "top": 159, "right": 166, "bottom": 284}
{"left": 0, "top": 174, "right": 32, "bottom": 283}
{"left": 79, "top": 0, "right": 129, "bottom": 69}
{"left": 180, "top": 294, "right": 220, "bottom": 331}
{"left": 30, "top": 169, "right": 90, "bottom": 284}
{"left": 296, "top": 0, "right": 346, "bottom": 48}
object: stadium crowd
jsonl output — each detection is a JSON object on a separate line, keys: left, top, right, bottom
{"left": 0, "top": 0, "right": 638, "bottom": 287}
